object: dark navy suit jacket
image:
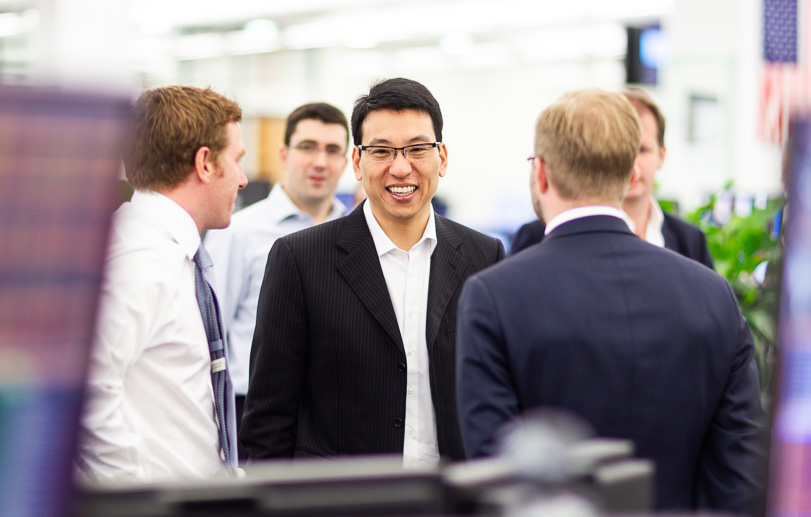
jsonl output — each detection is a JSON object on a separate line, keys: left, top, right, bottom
{"left": 457, "top": 215, "right": 767, "bottom": 513}
{"left": 511, "top": 212, "right": 714, "bottom": 269}
{"left": 241, "top": 202, "right": 504, "bottom": 461}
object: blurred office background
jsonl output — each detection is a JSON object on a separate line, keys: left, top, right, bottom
{"left": 0, "top": 0, "right": 789, "bottom": 233}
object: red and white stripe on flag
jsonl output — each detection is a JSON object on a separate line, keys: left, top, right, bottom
{"left": 758, "top": 0, "right": 811, "bottom": 145}
{"left": 758, "top": 63, "right": 803, "bottom": 143}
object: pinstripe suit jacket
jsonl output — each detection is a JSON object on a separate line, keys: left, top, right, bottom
{"left": 240, "top": 202, "right": 505, "bottom": 461}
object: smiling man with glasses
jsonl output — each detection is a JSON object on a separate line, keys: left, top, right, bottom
{"left": 204, "top": 102, "right": 348, "bottom": 462}
{"left": 241, "top": 77, "right": 504, "bottom": 467}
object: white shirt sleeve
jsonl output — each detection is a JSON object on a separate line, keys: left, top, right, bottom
{"left": 77, "top": 260, "right": 150, "bottom": 482}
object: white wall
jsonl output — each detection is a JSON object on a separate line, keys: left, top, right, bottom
{"left": 165, "top": 0, "right": 784, "bottom": 234}
{"left": 659, "top": 0, "right": 782, "bottom": 212}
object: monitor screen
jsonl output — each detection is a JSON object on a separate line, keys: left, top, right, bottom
{"left": 768, "top": 113, "right": 811, "bottom": 517}
{"left": 0, "top": 85, "right": 130, "bottom": 517}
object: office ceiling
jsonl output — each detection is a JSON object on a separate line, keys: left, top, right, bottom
{"left": 0, "top": 0, "right": 674, "bottom": 83}
{"left": 129, "top": 0, "right": 673, "bottom": 45}
{"left": 121, "top": 0, "right": 674, "bottom": 67}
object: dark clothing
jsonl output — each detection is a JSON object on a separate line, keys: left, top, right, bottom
{"left": 661, "top": 212, "right": 714, "bottom": 268}
{"left": 510, "top": 219, "right": 547, "bottom": 254}
{"left": 235, "top": 394, "right": 246, "bottom": 463}
{"left": 457, "top": 215, "right": 767, "bottom": 513}
{"left": 511, "top": 212, "right": 714, "bottom": 269}
{"left": 242, "top": 203, "right": 505, "bottom": 461}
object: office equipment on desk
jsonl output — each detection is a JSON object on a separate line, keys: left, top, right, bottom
{"left": 75, "top": 455, "right": 448, "bottom": 517}
{"left": 0, "top": 85, "right": 130, "bottom": 517}
{"left": 76, "top": 440, "right": 652, "bottom": 517}
{"left": 444, "top": 437, "right": 654, "bottom": 516}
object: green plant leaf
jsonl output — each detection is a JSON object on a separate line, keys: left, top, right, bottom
{"left": 678, "top": 185, "right": 784, "bottom": 404}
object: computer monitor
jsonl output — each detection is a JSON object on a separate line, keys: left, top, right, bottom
{"left": 0, "top": 85, "right": 130, "bottom": 517}
{"left": 767, "top": 113, "right": 811, "bottom": 517}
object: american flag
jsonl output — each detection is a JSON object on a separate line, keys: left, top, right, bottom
{"left": 758, "top": 0, "right": 809, "bottom": 144}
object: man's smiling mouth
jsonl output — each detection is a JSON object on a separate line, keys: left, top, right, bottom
{"left": 387, "top": 186, "right": 416, "bottom": 197}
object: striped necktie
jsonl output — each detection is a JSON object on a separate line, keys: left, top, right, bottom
{"left": 192, "top": 244, "right": 237, "bottom": 470}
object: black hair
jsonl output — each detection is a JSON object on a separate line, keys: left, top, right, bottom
{"left": 284, "top": 102, "right": 349, "bottom": 147}
{"left": 350, "top": 78, "right": 443, "bottom": 145}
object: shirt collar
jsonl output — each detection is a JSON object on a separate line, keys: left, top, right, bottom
{"left": 129, "top": 190, "right": 201, "bottom": 260}
{"left": 363, "top": 200, "right": 437, "bottom": 256}
{"left": 270, "top": 183, "right": 347, "bottom": 224}
{"left": 544, "top": 205, "right": 634, "bottom": 235}
{"left": 645, "top": 197, "right": 666, "bottom": 247}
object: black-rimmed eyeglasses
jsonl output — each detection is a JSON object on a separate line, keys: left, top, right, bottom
{"left": 358, "top": 142, "right": 440, "bottom": 162}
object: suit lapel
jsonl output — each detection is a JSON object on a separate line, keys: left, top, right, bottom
{"left": 336, "top": 205, "right": 404, "bottom": 350}
{"left": 426, "top": 216, "right": 465, "bottom": 347}
{"left": 661, "top": 213, "right": 679, "bottom": 250}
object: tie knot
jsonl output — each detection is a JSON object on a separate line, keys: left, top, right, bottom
{"left": 194, "top": 245, "right": 213, "bottom": 271}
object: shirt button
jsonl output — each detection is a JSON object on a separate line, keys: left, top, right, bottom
{"left": 393, "top": 418, "right": 404, "bottom": 428}
{"left": 397, "top": 362, "right": 406, "bottom": 372}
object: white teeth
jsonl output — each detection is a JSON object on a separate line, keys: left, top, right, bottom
{"left": 388, "top": 186, "right": 416, "bottom": 196}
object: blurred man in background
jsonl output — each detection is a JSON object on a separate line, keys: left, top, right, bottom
{"left": 204, "top": 102, "right": 348, "bottom": 461}
{"left": 620, "top": 87, "right": 713, "bottom": 267}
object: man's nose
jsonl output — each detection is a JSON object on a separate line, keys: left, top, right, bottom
{"left": 388, "top": 150, "right": 412, "bottom": 175}
{"left": 311, "top": 149, "right": 329, "bottom": 167}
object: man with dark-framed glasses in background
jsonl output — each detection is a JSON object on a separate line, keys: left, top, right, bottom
{"left": 241, "top": 77, "right": 504, "bottom": 466}
{"left": 205, "top": 102, "right": 349, "bottom": 462}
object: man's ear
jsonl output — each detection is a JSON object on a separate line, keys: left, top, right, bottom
{"left": 352, "top": 145, "right": 362, "bottom": 180}
{"left": 629, "top": 163, "right": 641, "bottom": 189}
{"left": 438, "top": 142, "right": 448, "bottom": 178}
{"left": 194, "top": 146, "right": 214, "bottom": 183}
{"left": 279, "top": 143, "right": 289, "bottom": 171}
{"left": 536, "top": 158, "right": 550, "bottom": 194}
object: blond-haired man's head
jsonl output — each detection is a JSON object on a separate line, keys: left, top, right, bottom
{"left": 534, "top": 88, "right": 641, "bottom": 204}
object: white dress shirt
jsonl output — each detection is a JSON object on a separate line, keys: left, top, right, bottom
{"left": 363, "top": 201, "right": 440, "bottom": 469}
{"left": 77, "top": 191, "right": 226, "bottom": 483}
{"left": 642, "top": 196, "right": 666, "bottom": 248}
{"left": 204, "top": 184, "right": 346, "bottom": 395}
